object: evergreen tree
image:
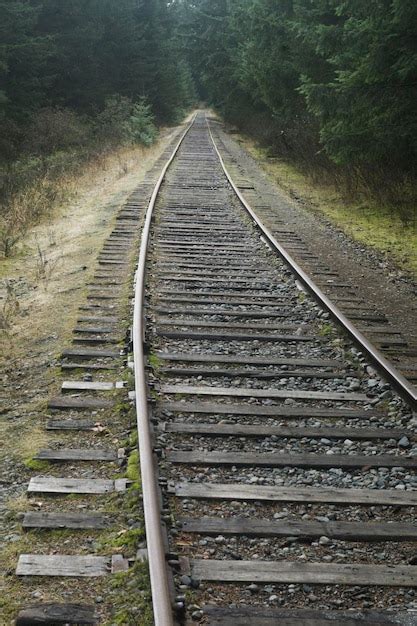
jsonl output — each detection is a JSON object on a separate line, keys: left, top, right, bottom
{"left": 0, "top": 0, "right": 196, "bottom": 160}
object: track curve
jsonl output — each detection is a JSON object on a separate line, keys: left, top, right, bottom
{"left": 134, "top": 112, "right": 417, "bottom": 624}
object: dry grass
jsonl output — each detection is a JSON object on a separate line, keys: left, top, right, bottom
{"left": 0, "top": 134, "right": 174, "bottom": 260}
{"left": 0, "top": 280, "right": 19, "bottom": 331}
{"left": 17, "top": 424, "right": 50, "bottom": 462}
{"left": 0, "top": 123, "right": 184, "bottom": 624}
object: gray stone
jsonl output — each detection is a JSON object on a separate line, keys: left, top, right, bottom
{"left": 398, "top": 436, "right": 411, "bottom": 449}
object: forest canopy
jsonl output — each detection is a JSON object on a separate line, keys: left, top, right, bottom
{"left": 0, "top": 0, "right": 195, "bottom": 162}
{"left": 179, "top": 0, "right": 417, "bottom": 204}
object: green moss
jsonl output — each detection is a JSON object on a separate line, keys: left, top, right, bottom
{"left": 318, "top": 322, "right": 334, "bottom": 337}
{"left": 99, "top": 527, "right": 144, "bottom": 556}
{"left": 105, "top": 563, "right": 153, "bottom": 625}
{"left": 124, "top": 370, "right": 135, "bottom": 391}
{"left": 114, "top": 400, "right": 130, "bottom": 415}
{"left": 129, "top": 429, "right": 138, "bottom": 448}
{"left": 148, "top": 352, "right": 162, "bottom": 371}
{"left": 23, "top": 457, "right": 50, "bottom": 471}
{"left": 126, "top": 449, "right": 140, "bottom": 486}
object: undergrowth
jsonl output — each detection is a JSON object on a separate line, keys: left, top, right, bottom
{"left": 242, "top": 137, "right": 417, "bottom": 279}
{"left": 0, "top": 98, "right": 159, "bottom": 259}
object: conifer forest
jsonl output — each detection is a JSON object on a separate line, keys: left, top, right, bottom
{"left": 1, "top": 1, "right": 417, "bottom": 230}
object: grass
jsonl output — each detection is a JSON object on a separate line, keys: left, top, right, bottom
{"left": 125, "top": 449, "right": 140, "bottom": 488}
{"left": 12, "top": 425, "right": 50, "bottom": 463}
{"left": 23, "top": 457, "right": 50, "bottom": 471}
{"left": 318, "top": 322, "right": 335, "bottom": 337}
{"left": 148, "top": 352, "right": 162, "bottom": 371}
{"left": 240, "top": 137, "right": 417, "bottom": 279}
{"left": 105, "top": 562, "right": 154, "bottom": 626}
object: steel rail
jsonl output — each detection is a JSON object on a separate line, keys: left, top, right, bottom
{"left": 206, "top": 115, "right": 417, "bottom": 409}
{"left": 132, "top": 114, "right": 196, "bottom": 626}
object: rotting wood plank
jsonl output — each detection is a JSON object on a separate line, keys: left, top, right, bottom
{"left": 61, "top": 363, "right": 117, "bottom": 371}
{"left": 77, "top": 316, "right": 119, "bottom": 323}
{"left": 72, "top": 336, "right": 120, "bottom": 345}
{"left": 201, "top": 606, "right": 417, "bottom": 626}
{"left": 16, "top": 555, "right": 109, "bottom": 577}
{"left": 61, "top": 380, "right": 116, "bottom": 392}
{"left": 157, "top": 319, "right": 301, "bottom": 331}
{"left": 159, "top": 367, "right": 350, "bottom": 380}
{"left": 156, "top": 352, "right": 340, "bottom": 368}
{"left": 74, "top": 326, "right": 116, "bottom": 333}
{"left": 98, "top": 260, "right": 127, "bottom": 265}
{"left": 168, "top": 450, "right": 417, "bottom": 469}
{"left": 78, "top": 305, "right": 119, "bottom": 313}
{"left": 155, "top": 307, "right": 289, "bottom": 318}
{"left": 156, "top": 293, "right": 292, "bottom": 303}
{"left": 164, "top": 422, "right": 408, "bottom": 440}
{"left": 155, "top": 274, "right": 275, "bottom": 285}
{"left": 158, "top": 261, "right": 272, "bottom": 271}
{"left": 62, "top": 348, "right": 120, "bottom": 359}
{"left": 92, "top": 272, "right": 126, "bottom": 278}
{"left": 347, "top": 313, "right": 387, "bottom": 323}
{"left": 157, "top": 283, "right": 278, "bottom": 293}
{"left": 161, "top": 384, "right": 368, "bottom": 402}
{"left": 154, "top": 302, "right": 293, "bottom": 310}
{"left": 159, "top": 401, "right": 374, "bottom": 419}
{"left": 356, "top": 326, "right": 403, "bottom": 335}
{"left": 22, "top": 512, "right": 112, "bottom": 530}
{"left": 156, "top": 290, "right": 292, "bottom": 302}
{"left": 189, "top": 559, "right": 417, "bottom": 586}
{"left": 34, "top": 448, "right": 117, "bottom": 462}
{"left": 46, "top": 419, "right": 100, "bottom": 431}
{"left": 179, "top": 517, "right": 417, "bottom": 541}
{"left": 157, "top": 239, "right": 255, "bottom": 249}
{"left": 111, "top": 554, "right": 129, "bottom": 573}
{"left": 27, "top": 477, "right": 127, "bottom": 494}
{"left": 172, "top": 482, "right": 417, "bottom": 506}
{"left": 89, "top": 280, "right": 127, "bottom": 286}
{"left": 48, "top": 396, "right": 113, "bottom": 410}
{"left": 86, "top": 294, "right": 120, "bottom": 301}
{"left": 157, "top": 330, "right": 316, "bottom": 342}
{"left": 158, "top": 268, "right": 275, "bottom": 279}
{"left": 15, "top": 603, "right": 97, "bottom": 625}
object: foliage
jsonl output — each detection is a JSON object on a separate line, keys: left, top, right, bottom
{"left": 0, "top": 0, "right": 195, "bottom": 162}
{"left": 23, "top": 108, "right": 90, "bottom": 156}
{"left": 96, "top": 96, "right": 157, "bottom": 148}
{"left": 181, "top": 0, "right": 417, "bottom": 219}
{"left": 128, "top": 100, "right": 158, "bottom": 146}
{"left": 0, "top": 0, "right": 196, "bottom": 257}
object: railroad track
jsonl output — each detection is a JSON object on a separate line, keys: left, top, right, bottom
{"left": 207, "top": 120, "right": 417, "bottom": 387}
{"left": 14, "top": 112, "right": 417, "bottom": 625}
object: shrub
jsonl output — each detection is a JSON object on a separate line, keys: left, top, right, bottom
{"left": 96, "top": 95, "right": 158, "bottom": 148}
{"left": 95, "top": 95, "right": 134, "bottom": 147}
{"left": 128, "top": 100, "right": 157, "bottom": 146}
{"left": 23, "top": 107, "right": 90, "bottom": 157}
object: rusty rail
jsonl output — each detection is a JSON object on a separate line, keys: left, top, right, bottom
{"left": 206, "top": 115, "right": 417, "bottom": 410}
{"left": 132, "top": 114, "right": 196, "bottom": 626}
